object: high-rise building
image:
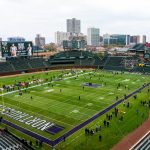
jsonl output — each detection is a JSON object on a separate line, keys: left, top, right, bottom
{"left": 103, "top": 34, "right": 130, "bottom": 46}
{"left": 87, "top": 28, "right": 100, "bottom": 46}
{"left": 55, "top": 31, "right": 70, "bottom": 46}
{"left": 141, "top": 35, "right": 146, "bottom": 44}
{"left": 35, "top": 34, "right": 45, "bottom": 48}
{"left": 130, "top": 35, "right": 140, "bottom": 44}
{"left": 8, "top": 37, "right": 25, "bottom": 42}
{"left": 67, "top": 18, "right": 81, "bottom": 34}
{"left": 100, "top": 36, "right": 103, "bottom": 43}
{"left": 0, "top": 37, "right": 2, "bottom": 41}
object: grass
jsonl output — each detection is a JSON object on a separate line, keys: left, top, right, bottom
{"left": 56, "top": 87, "right": 150, "bottom": 150}
{"left": 0, "top": 69, "right": 150, "bottom": 150}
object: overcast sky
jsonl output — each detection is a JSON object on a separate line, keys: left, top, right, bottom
{"left": 0, "top": 0, "right": 150, "bottom": 43}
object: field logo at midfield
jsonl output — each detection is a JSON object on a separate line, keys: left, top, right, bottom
{"left": 0, "top": 105, "right": 54, "bottom": 131}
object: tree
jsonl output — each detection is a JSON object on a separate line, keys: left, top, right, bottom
{"left": 44, "top": 43, "right": 57, "bottom": 51}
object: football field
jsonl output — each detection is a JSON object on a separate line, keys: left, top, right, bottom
{"left": 0, "top": 69, "right": 150, "bottom": 148}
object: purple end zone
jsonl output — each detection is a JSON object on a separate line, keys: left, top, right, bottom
{"left": 45, "top": 125, "right": 64, "bottom": 135}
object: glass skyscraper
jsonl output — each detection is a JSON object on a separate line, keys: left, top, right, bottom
{"left": 87, "top": 28, "right": 100, "bottom": 46}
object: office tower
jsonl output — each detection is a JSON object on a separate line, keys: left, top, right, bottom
{"left": 35, "top": 34, "right": 45, "bottom": 48}
{"left": 67, "top": 18, "right": 81, "bottom": 34}
{"left": 55, "top": 31, "right": 70, "bottom": 46}
{"left": 130, "top": 35, "right": 140, "bottom": 44}
{"left": 87, "top": 28, "right": 100, "bottom": 46}
{"left": 103, "top": 34, "right": 130, "bottom": 46}
{"left": 141, "top": 35, "right": 146, "bottom": 44}
{"left": 100, "top": 36, "right": 103, "bottom": 43}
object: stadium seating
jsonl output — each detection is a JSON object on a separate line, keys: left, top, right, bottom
{"left": 103, "top": 56, "right": 139, "bottom": 71}
{"left": 27, "top": 58, "right": 47, "bottom": 69}
{"left": 9, "top": 58, "right": 31, "bottom": 71}
{"left": 104, "top": 66, "right": 125, "bottom": 71}
{"left": 74, "top": 58, "right": 95, "bottom": 66}
{"left": 0, "top": 62, "right": 14, "bottom": 73}
{"left": 52, "top": 50, "right": 94, "bottom": 59}
{"left": 103, "top": 56, "right": 124, "bottom": 71}
{"left": 0, "top": 130, "right": 32, "bottom": 150}
{"left": 132, "top": 132, "right": 150, "bottom": 150}
{"left": 131, "top": 44, "right": 145, "bottom": 51}
{"left": 0, "top": 50, "right": 149, "bottom": 74}
{"left": 133, "top": 66, "right": 150, "bottom": 73}
{"left": 104, "top": 56, "right": 124, "bottom": 66}
{"left": 49, "top": 50, "right": 102, "bottom": 67}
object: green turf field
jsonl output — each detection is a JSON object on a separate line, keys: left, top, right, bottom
{"left": 57, "top": 87, "right": 150, "bottom": 150}
{"left": 0, "top": 69, "right": 150, "bottom": 149}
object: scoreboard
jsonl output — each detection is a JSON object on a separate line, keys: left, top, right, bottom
{"left": 63, "top": 40, "right": 86, "bottom": 50}
{"left": 0, "top": 41, "right": 33, "bottom": 57}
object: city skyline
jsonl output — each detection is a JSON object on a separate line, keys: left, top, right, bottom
{"left": 0, "top": 0, "right": 150, "bottom": 43}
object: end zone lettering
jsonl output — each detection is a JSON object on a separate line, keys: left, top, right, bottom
{"left": 0, "top": 105, "right": 55, "bottom": 131}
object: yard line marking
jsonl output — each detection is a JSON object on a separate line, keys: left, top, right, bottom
{"left": 0, "top": 71, "right": 92, "bottom": 97}
{"left": 1, "top": 101, "right": 74, "bottom": 127}
{"left": 4, "top": 90, "right": 98, "bottom": 121}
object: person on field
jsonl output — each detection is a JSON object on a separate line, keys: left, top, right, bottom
{"left": 127, "top": 102, "right": 130, "bottom": 108}
{"left": 63, "top": 136, "right": 66, "bottom": 142}
{"left": 103, "top": 120, "right": 106, "bottom": 126}
{"left": 116, "top": 96, "right": 118, "bottom": 101}
{"left": 0, "top": 116, "right": 3, "bottom": 123}
{"left": 99, "top": 135, "right": 102, "bottom": 141}
{"left": 83, "top": 86, "right": 84, "bottom": 90}
{"left": 107, "top": 121, "right": 109, "bottom": 127}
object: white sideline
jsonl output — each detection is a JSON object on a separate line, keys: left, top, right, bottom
{"left": 0, "top": 71, "right": 92, "bottom": 96}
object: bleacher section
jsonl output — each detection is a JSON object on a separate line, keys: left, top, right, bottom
{"left": 129, "top": 44, "right": 145, "bottom": 53}
{"left": 49, "top": 50, "right": 102, "bottom": 67}
{"left": 9, "top": 58, "right": 30, "bottom": 71}
{"left": 131, "top": 132, "right": 150, "bottom": 150}
{"left": 74, "top": 58, "right": 95, "bottom": 66}
{"left": 0, "top": 62, "right": 14, "bottom": 73}
{"left": 0, "top": 130, "right": 33, "bottom": 150}
{"left": 27, "top": 58, "right": 47, "bottom": 69}
{"left": 0, "top": 50, "right": 149, "bottom": 74}
{"left": 103, "top": 56, "right": 125, "bottom": 71}
{"left": 103, "top": 56, "right": 150, "bottom": 73}
{"left": 52, "top": 50, "right": 94, "bottom": 59}
{"left": 0, "top": 51, "right": 102, "bottom": 74}
{"left": 104, "top": 56, "right": 123, "bottom": 66}
{"left": 132, "top": 66, "right": 150, "bottom": 73}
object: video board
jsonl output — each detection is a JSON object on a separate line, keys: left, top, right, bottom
{"left": 63, "top": 40, "right": 86, "bottom": 50}
{"left": 0, "top": 41, "right": 33, "bottom": 57}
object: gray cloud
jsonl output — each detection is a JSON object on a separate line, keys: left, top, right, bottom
{"left": 0, "top": 0, "right": 150, "bottom": 42}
